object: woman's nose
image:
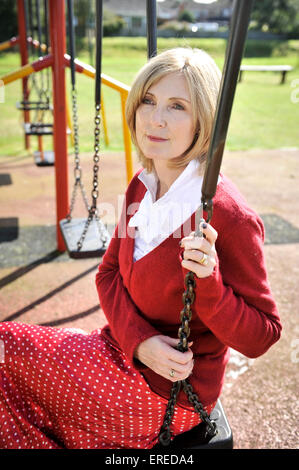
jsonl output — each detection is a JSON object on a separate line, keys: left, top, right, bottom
{"left": 150, "top": 106, "right": 166, "bottom": 127}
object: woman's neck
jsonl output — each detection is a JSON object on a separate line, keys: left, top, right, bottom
{"left": 154, "top": 161, "right": 186, "bottom": 201}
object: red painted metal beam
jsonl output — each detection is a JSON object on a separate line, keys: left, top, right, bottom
{"left": 48, "top": 0, "right": 69, "bottom": 252}
{"left": 32, "top": 54, "right": 53, "bottom": 73}
{"left": 17, "top": 0, "right": 30, "bottom": 149}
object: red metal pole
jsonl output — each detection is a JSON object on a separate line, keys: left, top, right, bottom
{"left": 17, "top": 0, "right": 30, "bottom": 150}
{"left": 48, "top": 0, "right": 69, "bottom": 252}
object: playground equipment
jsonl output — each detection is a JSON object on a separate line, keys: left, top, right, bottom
{"left": 0, "top": 0, "right": 133, "bottom": 253}
{"left": 17, "top": 0, "right": 54, "bottom": 165}
{"left": 59, "top": 0, "right": 110, "bottom": 259}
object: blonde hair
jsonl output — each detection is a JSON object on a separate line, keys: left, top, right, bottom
{"left": 125, "top": 47, "right": 221, "bottom": 173}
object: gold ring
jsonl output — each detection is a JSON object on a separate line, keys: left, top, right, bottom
{"left": 199, "top": 253, "right": 209, "bottom": 266}
{"left": 169, "top": 369, "right": 175, "bottom": 378}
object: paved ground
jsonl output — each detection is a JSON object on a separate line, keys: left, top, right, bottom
{"left": 0, "top": 147, "right": 298, "bottom": 449}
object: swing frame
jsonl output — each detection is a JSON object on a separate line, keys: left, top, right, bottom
{"left": 18, "top": 0, "right": 54, "bottom": 164}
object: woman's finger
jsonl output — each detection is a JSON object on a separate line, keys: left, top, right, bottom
{"left": 183, "top": 245, "right": 216, "bottom": 264}
{"left": 181, "top": 222, "right": 218, "bottom": 247}
{"left": 198, "top": 221, "right": 218, "bottom": 244}
{"left": 166, "top": 358, "right": 195, "bottom": 382}
{"left": 162, "top": 339, "right": 193, "bottom": 365}
{"left": 181, "top": 237, "right": 212, "bottom": 254}
{"left": 181, "top": 256, "right": 216, "bottom": 278}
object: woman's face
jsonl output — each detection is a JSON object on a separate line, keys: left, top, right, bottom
{"left": 135, "top": 72, "right": 196, "bottom": 164}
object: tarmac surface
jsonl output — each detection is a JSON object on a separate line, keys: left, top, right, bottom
{"left": 0, "top": 147, "right": 298, "bottom": 449}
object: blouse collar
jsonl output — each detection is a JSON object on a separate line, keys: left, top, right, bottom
{"left": 137, "top": 158, "right": 201, "bottom": 203}
{"left": 128, "top": 159, "right": 204, "bottom": 244}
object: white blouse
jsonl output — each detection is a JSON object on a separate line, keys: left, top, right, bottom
{"left": 128, "top": 159, "right": 205, "bottom": 262}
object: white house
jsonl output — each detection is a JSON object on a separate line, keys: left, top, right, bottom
{"left": 103, "top": 0, "right": 234, "bottom": 36}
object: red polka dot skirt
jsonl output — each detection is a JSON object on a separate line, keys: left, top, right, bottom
{"left": 0, "top": 322, "right": 215, "bottom": 449}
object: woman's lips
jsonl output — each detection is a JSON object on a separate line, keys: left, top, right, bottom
{"left": 147, "top": 135, "right": 168, "bottom": 142}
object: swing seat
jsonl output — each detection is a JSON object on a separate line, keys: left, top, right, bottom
{"left": 24, "top": 123, "right": 53, "bottom": 136}
{"left": 59, "top": 217, "right": 110, "bottom": 259}
{"left": 16, "top": 100, "right": 52, "bottom": 112}
{"left": 155, "top": 400, "right": 233, "bottom": 450}
{"left": 34, "top": 150, "right": 55, "bottom": 166}
{"left": 172, "top": 399, "right": 233, "bottom": 449}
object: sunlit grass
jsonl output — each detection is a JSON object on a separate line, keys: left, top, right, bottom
{"left": 0, "top": 37, "right": 298, "bottom": 157}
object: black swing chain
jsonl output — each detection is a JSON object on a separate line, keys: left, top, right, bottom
{"left": 76, "top": 103, "right": 109, "bottom": 251}
{"left": 158, "top": 270, "right": 217, "bottom": 446}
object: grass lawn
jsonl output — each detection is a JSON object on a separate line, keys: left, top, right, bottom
{"left": 0, "top": 37, "right": 298, "bottom": 157}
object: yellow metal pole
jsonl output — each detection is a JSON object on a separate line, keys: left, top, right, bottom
{"left": 120, "top": 91, "right": 133, "bottom": 184}
{"left": 1, "top": 63, "right": 35, "bottom": 85}
{"left": 101, "top": 93, "right": 109, "bottom": 147}
{"left": 0, "top": 37, "right": 19, "bottom": 52}
{"left": 1, "top": 55, "right": 53, "bottom": 85}
{"left": 0, "top": 40, "right": 15, "bottom": 52}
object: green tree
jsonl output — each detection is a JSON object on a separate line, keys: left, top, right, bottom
{"left": 103, "top": 9, "right": 126, "bottom": 36}
{"left": 0, "top": 0, "right": 17, "bottom": 43}
{"left": 178, "top": 10, "right": 195, "bottom": 23}
{"left": 251, "top": 0, "right": 299, "bottom": 35}
{"left": 74, "top": 0, "right": 90, "bottom": 39}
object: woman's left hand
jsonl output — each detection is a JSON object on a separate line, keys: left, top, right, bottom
{"left": 180, "top": 222, "right": 218, "bottom": 278}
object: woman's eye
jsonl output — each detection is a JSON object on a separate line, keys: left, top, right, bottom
{"left": 142, "top": 97, "right": 154, "bottom": 105}
{"left": 172, "top": 103, "right": 184, "bottom": 110}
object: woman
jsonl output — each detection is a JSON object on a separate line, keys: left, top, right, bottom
{"left": 0, "top": 48, "right": 281, "bottom": 449}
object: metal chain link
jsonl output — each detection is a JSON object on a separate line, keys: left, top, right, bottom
{"left": 157, "top": 381, "right": 181, "bottom": 446}
{"left": 67, "top": 88, "right": 90, "bottom": 221}
{"left": 182, "top": 380, "right": 217, "bottom": 436}
{"left": 76, "top": 103, "right": 109, "bottom": 251}
{"left": 158, "top": 258, "right": 217, "bottom": 446}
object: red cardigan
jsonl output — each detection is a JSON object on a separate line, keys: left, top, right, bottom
{"left": 95, "top": 171, "right": 282, "bottom": 409}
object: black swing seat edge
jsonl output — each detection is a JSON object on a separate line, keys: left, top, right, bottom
{"left": 34, "top": 151, "right": 55, "bottom": 167}
{"left": 16, "top": 101, "right": 52, "bottom": 111}
{"left": 35, "top": 159, "right": 54, "bottom": 167}
{"left": 59, "top": 218, "right": 110, "bottom": 259}
{"left": 154, "top": 399, "right": 233, "bottom": 450}
{"left": 25, "top": 124, "right": 53, "bottom": 136}
{"left": 26, "top": 131, "right": 53, "bottom": 136}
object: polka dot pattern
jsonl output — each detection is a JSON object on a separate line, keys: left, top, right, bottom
{"left": 0, "top": 322, "right": 215, "bottom": 449}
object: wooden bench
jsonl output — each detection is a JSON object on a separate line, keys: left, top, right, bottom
{"left": 239, "top": 64, "right": 293, "bottom": 84}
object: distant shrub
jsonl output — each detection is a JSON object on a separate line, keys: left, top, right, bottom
{"left": 244, "top": 39, "right": 292, "bottom": 57}
{"left": 158, "top": 21, "right": 190, "bottom": 35}
{"left": 244, "top": 40, "right": 277, "bottom": 57}
{"left": 103, "top": 9, "right": 126, "bottom": 36}
{"left": 178, "top": 10, "right": 195, "bottom": 23}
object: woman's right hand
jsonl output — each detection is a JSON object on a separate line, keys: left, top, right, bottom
{"left": 134, "top": 335, "right": 194, "bottom": 382}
